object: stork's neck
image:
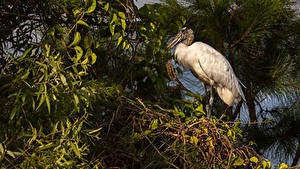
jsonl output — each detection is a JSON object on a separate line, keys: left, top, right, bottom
{"left": 174, "top": 43, "right": 191, "bottom": 69}
{"left": 182, "top": 39, "right": 193, "bottom": 46}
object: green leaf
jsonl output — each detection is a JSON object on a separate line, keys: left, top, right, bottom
{"left": 60, "top": 74, "right": 67, "bottom": 86}
{"left": 45, "top": 44, "right": 50, "bottom": 57}
{"left": 81, "top": 57, "right": 88, "bottom": 65}
{"left": 278, "top": 163, "right": 288, "bottom": 169}
{"left": 78, "top": 71, "right": 87, "bottom": 76}
{"left": 181, "top": 16, "right": 186, "bottom": 25}
{"left": 121, "top": 19, "right": 126, "bottom": 30}
{"left": 109, "top": 24, "right": 116, "bottom": 36}
{"left": 85, "top": 0, "right": 96, "bottom": 13}
{"left": 28, "top": 126, "right": 37, "bottom": 145}
{"left": 109, "top": 13, "right": 117, "bottom": 36}
{"left": 21, "top": 47, "right": 32, "bottom": 58}
{"left": 91, "top": 52, "right": 97, "bottom": 64}
{"left": 151, "top": 119, "right": 158, "bottom": 130}
{"left": 73, "top": 94, "right": 79, "bottom": 105}
{"left": 38, "top": 143, "right": 55, "bottom": 151}
{"left": 227, "top": 130, "right": 232, "bottom": 137}
{"left": 74, "top": 46, "right": 83, "bottom": 62}
{"left": 118, "top": 12, "right": 126, "bottom": 19}
{"left": 84, "top": 35, "right": 92, "bottom": 49}
{"left": 70, "top": 142, "right": 81, "bottom": 158}
{"left": 117, "top": 36, "right": 123, "bottom": 47}
{"left": 267, "top": 161, "right": 271, "bottom": 168}
{"left": 150, "top": 22, "right": 155, "bottom": 30}
{"left": 69, "top": 32, "right": 81, "bottom": 47}
{"left": 233, "top": 157, "right": 244, "bottom": 166}
{"left": 77, "top": 20, "right": 89, "bottom": 27}
{"left": 45, "top": 95, "right": 50, "bottom": 113}
{"left": 110, "top": 13, "right": 117, "bottom": 25}
{"left": 250, "top": 156, "right": 258, "bottom": 163}
{"left": 21, "top": 70, "right": 30, "bottom": 80}
{"left": 143, "top": 130, "right": 151, "bottom": 135}
{"left": 10, "top": 107, "right": 17, "bottom": 120}
{"left": 262, "top": 161, "right": 267, "bottom": 169}
{"left": 36, "top": 94, "right": 45, "bottom": 110}
{"left": 73, "top": 9, "right": 81, "bottom": 16}
{"left": 88, "top": 127, "right": 102, "bottom": 134}
{"left": 0, "top": 143, "right": 4, "bottom": 155}
{"left": 190, "top": 136, "right": 198, "bottom": 145}
{"left": 104, "top": 3, "right": 109, "bottom": 11}
{"left": 6, "top": 150, "right": 15, "bottom": 158}
{"left": 135, "top": 56, "right": 145, "bottom": 63}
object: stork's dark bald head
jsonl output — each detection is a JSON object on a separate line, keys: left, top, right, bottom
{"left": 180, "top": 27, "right": 194, "bottom": 46}
{"left": 167, "top": 27, "right": 194, "bottom": 49}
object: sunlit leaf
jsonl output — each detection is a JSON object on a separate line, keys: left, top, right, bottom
{"left": 81, "top": 57, "right": 88, "bottom": 65}
{"left": 70, "top": 142, "right": 81, "bottom": 158}
{"left": 21, "top": 47, "right": 32, "bottom": 58}
{"left": 73, "top": 9, "right": 81, "bottom": 16}
{"left": 190, "top": 136, "right": 198, "bottom": 145}
{"left": 104, "top": 2, "right": 109, "bottom": 11}
{"left": 0, "top": 143, "right": 4, "bottom": 155}
{"left": 74, "top": 46, "right": 83, "bottom": 62}
{"left": 73, "top": 94, "right": 79, "bottom": 105}
{"left": 45, "top": 95, "right": 50, "bottom": 113}
{"left": 117, "top": 36, "right": 123, "bottom": 47}
{"left": 250, "top": 156, "right": 258, "bottom": 163}
{"left": 77, "top": 20, "right": 89, "bottom": 27}
{"left": 110, "top": 13, "right": 117, "bottom": 25}
{"left": 88, "top": 127, "right": 102, "bottom": 134}
{"left": 121, "top": 19, "right": 126, "bottom": 30}
{"left": 69, "top": 32, "right": 81, "bottom": 47}
{"left": 109, "top": 24, "right": 116, "bottom": 36}
{"left": 118, "top": 12, "right": 126, "bottom": 19}
{"left": 91, "top": 52, "right": 97, "bottom": 64}
{"left": 60, "top": 74, "right": 67, "bottom": 86}
{"left": 6, "top": 151, "right": 15, "bottom": 158}
{"left": 262, "top": 161, "right": 267, "bottom": 169}
{"left": 38, "top": 143, "right": 55, "bottom": 151}
{"left": 278, "top": 163, "right": 288, "bottom": 169}
{"left": 151, "top": 119, "right": 158, "bottom": 130}
{"left": 181, "top": 16, "right": 186, "bottom": 25}
{"left": 85, "top": 0, "right": 96, "bottom": 13}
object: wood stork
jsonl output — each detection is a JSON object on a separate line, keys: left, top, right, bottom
{"left": 167, "top": 27, "right": 246, "bottom": 119}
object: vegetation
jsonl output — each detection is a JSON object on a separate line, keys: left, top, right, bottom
{"left": 0, "top": 0, "right": 299, "bottom": 168}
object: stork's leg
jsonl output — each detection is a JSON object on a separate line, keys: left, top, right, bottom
{"left": 207, "top": 85, "right": 214, "bottom": 119}
{"left": 203, "top": 85, "right": 210, "bottom": 118}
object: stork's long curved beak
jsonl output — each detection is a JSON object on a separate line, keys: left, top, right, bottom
{"left": 167, "top": 33, "right": 182, "bottom": 49}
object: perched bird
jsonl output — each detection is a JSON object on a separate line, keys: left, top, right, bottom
{"left": 167, "top": 27, "right": 245, "bottom": 118}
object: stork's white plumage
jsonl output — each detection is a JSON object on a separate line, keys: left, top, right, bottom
{"left": 167, "top": 27, "right": 245, "bottom": 118}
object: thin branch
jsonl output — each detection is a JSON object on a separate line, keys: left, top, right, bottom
{"left": 230, "top": 15, "right": 259, "bottom": 48}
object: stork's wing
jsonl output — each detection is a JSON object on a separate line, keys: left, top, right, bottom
{"left": 189, "top": 42, "right": 245, "bottom": 101}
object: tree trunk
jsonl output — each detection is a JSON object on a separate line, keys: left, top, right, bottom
{"left": 292, "top": 138, "right": 300, "bottom": 166}
{"left": 246, "top": 88, "right": 257, "bottom": 123}
{"left": 232, "top": 100, "right": 243, "bottom": 120}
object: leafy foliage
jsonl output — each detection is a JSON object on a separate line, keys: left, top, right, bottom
{"left": 0, "top": 0, "right": 299, "bottom": 168}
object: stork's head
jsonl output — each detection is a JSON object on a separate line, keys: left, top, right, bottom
{"left": 167, "top": 27, "right": 194, "bottom": 49}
